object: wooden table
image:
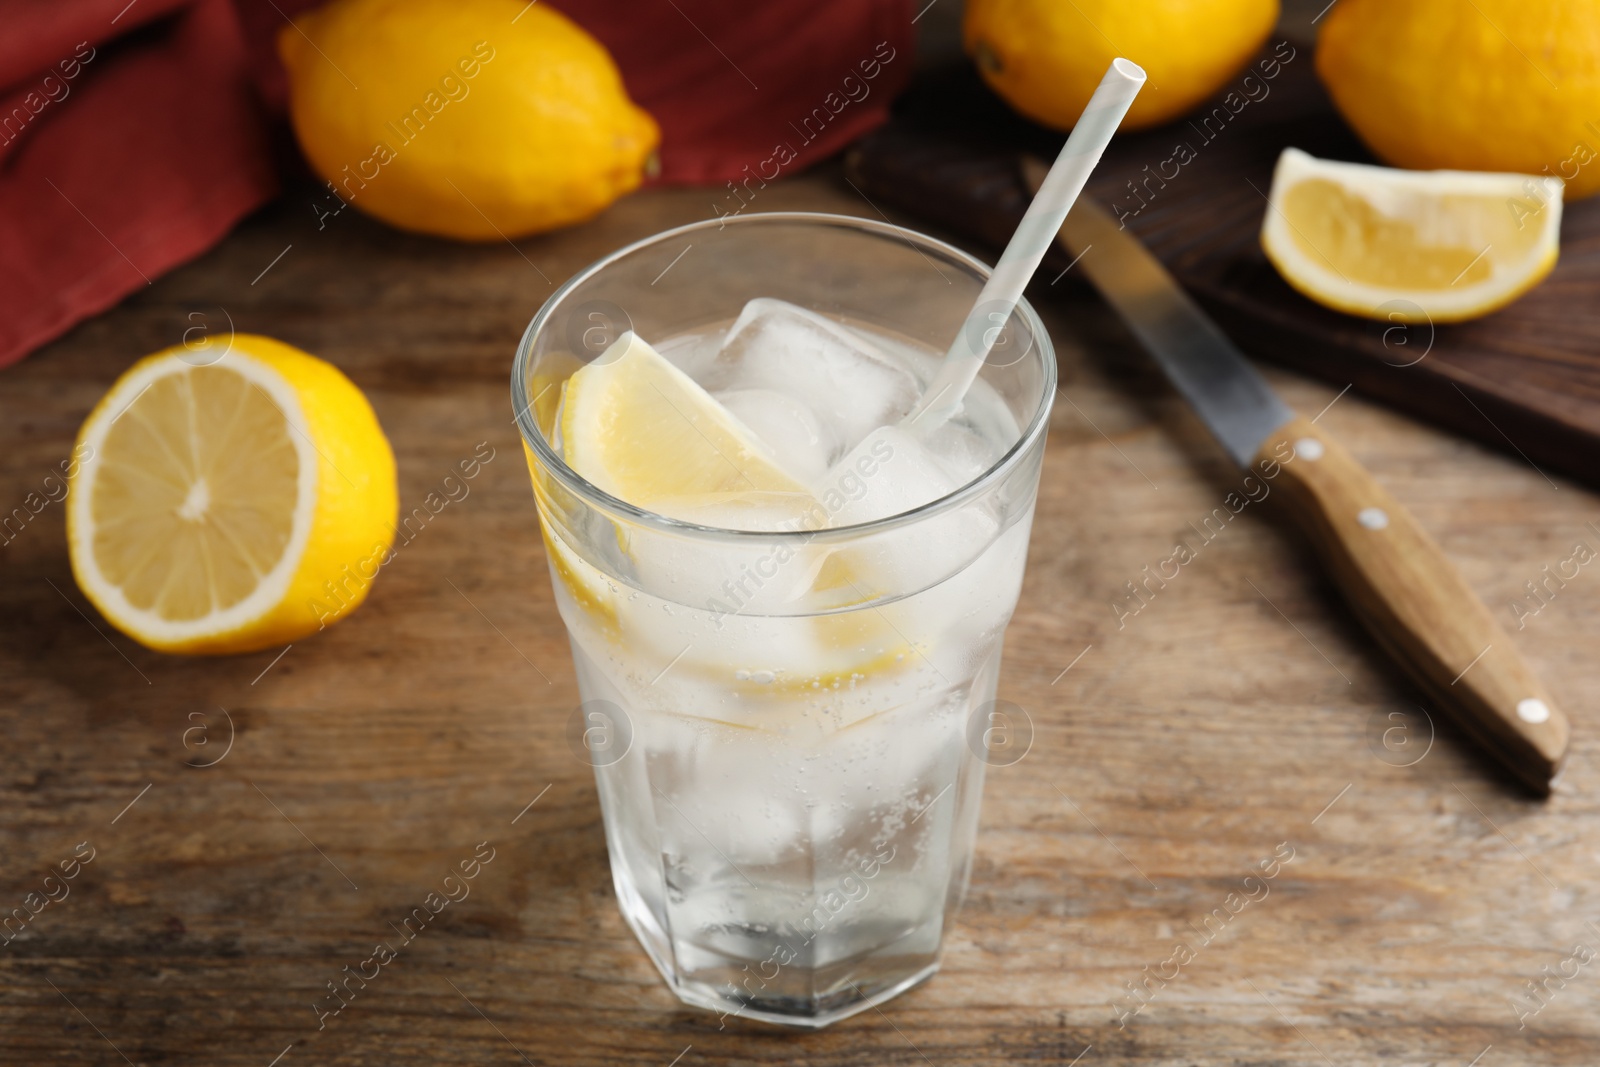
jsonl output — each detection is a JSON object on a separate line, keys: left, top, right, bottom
{"left": 3, "top": 165, "right": 1598, "bottom": 1066}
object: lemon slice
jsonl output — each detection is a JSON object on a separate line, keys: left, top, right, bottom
{"left": 559, "top": 331, "right": 809, "bottom": 521}
{"left": 67, "top": 335, "right": 397, "bottom": 655}
{"left": 1261, "top": 148, "right": 1562, "bottom": 323}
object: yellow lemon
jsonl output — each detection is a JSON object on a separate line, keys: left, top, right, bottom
{"left": 963, "top": 0, "right": 1279, "bottom": 131}
{"left": 280, "top": 0, "right": 659, "bottom": 240}
{"left": 547, "top": 333, "right": 907, "bottom": 677}
{"left": 67, "top": 335, "right": 398, "bottom": 654}
{"left": 558, "top": 331, "right": 810, "bottom": 521}
{"left": 1318, "top": 0, "right": 1600, "bottom": 200}
{"left": 1261, "top": 148, "right": 1562, "bottom": 323}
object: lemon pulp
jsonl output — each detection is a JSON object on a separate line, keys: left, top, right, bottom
{"left": 92, "top": 365, "right": 302, "bottom": 620}
{"left": 1262, "top": 148, "right": 1561, "bottom": 322}
{"left": 559, "top": 331, "right": 808, "bottom": 517}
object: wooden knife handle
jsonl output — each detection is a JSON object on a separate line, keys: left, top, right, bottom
{"left": 1257, "top": 415, "right": 1569, "bottom": 794}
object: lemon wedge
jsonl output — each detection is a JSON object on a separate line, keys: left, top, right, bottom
{"left": 67, "top": 335, "right": 397, "bottom": 655}
{"left": 1261, "top": 147, "right": 1562, "bottom": 323}
{"left": 559, "top": 332, "right": 810, "bottom": 522}
{"left": 548, "top": 331, "right": 911, "bottom": 680}
{"left": 527, "top": 449, "right": 620, "bottom": 640}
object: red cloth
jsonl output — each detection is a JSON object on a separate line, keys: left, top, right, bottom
{"left": 0, "top": 0, "right": 278, "bottom": 369}
{"left": 0, "top": 0, "right": 914, "bottom": 369}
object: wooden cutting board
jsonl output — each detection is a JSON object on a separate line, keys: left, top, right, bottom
{"left": 848, "top": 47, "right": 1600, "bottom": 493}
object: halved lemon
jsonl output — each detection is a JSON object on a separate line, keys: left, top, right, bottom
{"left": 67, "top": 335, "right": 397, "bottom": 655}
{"left": 1261, "top": 147, "right": 1563, "bottom": 323}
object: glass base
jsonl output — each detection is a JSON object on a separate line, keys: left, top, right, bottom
{"left": 615, "top": 866, "right": 942, "bottom": 1029}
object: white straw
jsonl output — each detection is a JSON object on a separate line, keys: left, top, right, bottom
{"left": 907, "top": 58, "right": 1146, "bottom": 429}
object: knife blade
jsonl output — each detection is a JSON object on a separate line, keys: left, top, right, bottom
{"left": 1021, "top": 156, "right": 1571, "bottom": 795}
{"left": 1048, "top": 191, "right": 1295, "bottom": 466}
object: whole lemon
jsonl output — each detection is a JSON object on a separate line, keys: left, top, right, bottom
{"left": 1318, "top": 0, "right": 1600, "bottom": 199}
{"left": 963, "top": 0, "right": 1280, "bottom": 132}
{"left": 280, "top": 0, "right": 660, "bottom": 240}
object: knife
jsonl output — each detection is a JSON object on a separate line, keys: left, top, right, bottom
{"left": 1021, "top": 156, "right": 1570, "bottom": 795}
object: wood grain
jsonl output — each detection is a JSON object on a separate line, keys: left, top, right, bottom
{"left": 2, "top": 166, "right": 1599, "bottom": 1066}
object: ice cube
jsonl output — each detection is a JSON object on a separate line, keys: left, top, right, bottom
{"left": 712, "top": 298, "right": 920, "bottom": 462}
{"left": 713, "top": 387, "right": 836, "bottom": 482}
{"left": 821, "top": 425, "right": 962, "bottom": 526}
{"left": 816, "top": 425, "right": 1000, "bottom": 597}
{"left": 654, "top": 329, "right": 722, "bottom": 380}
{"left": 921, "top": 423, "right": 999, "bottom": 489}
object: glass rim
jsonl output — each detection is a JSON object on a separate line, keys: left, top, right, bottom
{"left": 511, "top": 210, "right": 1057, "bottom": 544}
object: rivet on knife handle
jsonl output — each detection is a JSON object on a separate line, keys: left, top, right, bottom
{"left": 1259, "top": 416, "right": 1570, "bottom": 794}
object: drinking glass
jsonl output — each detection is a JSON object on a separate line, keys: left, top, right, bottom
{"left": 512, "top": 212, "right": 1055, "bottom": 1028}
